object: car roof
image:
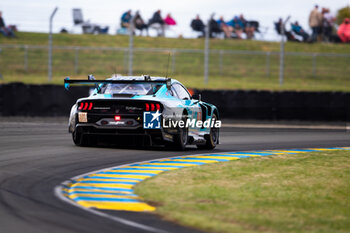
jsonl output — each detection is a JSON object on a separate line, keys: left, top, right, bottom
{"left": 107, "top": 75, "right": 178, "bottom": 84}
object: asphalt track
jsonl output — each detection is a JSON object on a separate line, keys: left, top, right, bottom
{"left": 0, "top": 118, "right": 349, "bottom": 233}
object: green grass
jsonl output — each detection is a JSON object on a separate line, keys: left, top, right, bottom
{"left": 1, "top": 32, "right": 350, "bottom": 91}
{"left": 2, "top": 32, "right": 350, "bottom": 52}
{"left": 135, "top": 150, "right": 350, "bottom": 233}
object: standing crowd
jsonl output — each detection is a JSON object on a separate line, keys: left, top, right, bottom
{"left": 308, "top": 5, "right": 349, "bottom": 43}
{"left": 309, "top": 5, "right": 336, "bottom": 42}
{"left": 275, "top": 5, "right": 350, "bottom": 43}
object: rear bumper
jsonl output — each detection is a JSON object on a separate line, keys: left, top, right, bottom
{"left": 74, "top": 123, "right": 173, "bottom": 145}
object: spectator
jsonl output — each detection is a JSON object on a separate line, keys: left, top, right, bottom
{"left": 133, "top": 11, "right": 148, "bottom": 36}
{"left": 322, "top": 8, "right": 335, "bottom": 42}
{"left": 148, "top": 10, "right": 165, "bottom": 36}
{"left": 164, "top": 13, "right": 176, "bottom": 26}
{"left": 217, "top": 16, "right": 233, "bottom": 38}
{"left": 0, "top": 11, "right": 15, "bottom": 38}
{"left": 227, "top": 16, "right": 244, "bottom": 39}
{"left": 291, "top": 21, "right": 310, "bottom": 42}
{"left": 275, "top": 18, "right": 299, "bottom": 42}
{"left": 338, "top": 18, "right": 350, "bottom": 43}
{"left": 190, "top": 15, "right": 205, "bottom": 37}
{"left": 240, "top": 14, "right": 255, "bottom": 39}
{"left": 120, "top": 10, "right": 132, "bottom": 29}
{"left": 209, "top": 18, "right": 222, "bottom": 38}
{"left": 309, "top": 5, "right": 323, "bottom": 42}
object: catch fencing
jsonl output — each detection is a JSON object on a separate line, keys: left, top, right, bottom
{"left": 0, "top": 44, "right": 349, "bottom": 85}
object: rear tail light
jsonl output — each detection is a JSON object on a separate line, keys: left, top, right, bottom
{"left": 114, "top": 115, "right": 121, "bottom": 121}
{"left": 78, "top": 102, "right": 94, "bottom": 111}
{"left": 88, "top": 102, "right": 93, "bottom": 110}
{"left": 145, "top": 103, "right": 161, "bottom": 112}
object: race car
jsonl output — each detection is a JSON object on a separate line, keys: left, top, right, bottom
{"left": 64, "top": 75, "right": 220, "bottom": 150}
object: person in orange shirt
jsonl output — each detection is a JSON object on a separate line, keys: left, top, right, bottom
{"left": 338, "top": 18, "right": 350, "bottom": 43}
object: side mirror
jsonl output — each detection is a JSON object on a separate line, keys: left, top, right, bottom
{"left": 192, "top": 94, "right": 201, "bottom": 102}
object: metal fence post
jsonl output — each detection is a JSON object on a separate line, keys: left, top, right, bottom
{"left": 171, "top": 49, "right": 176, "bottom": 75}
{"left": 279, "top": 16, "right": 290, "bottom": 86}
{"left": 24, "top": 45, "right": 28, "bottom": 72}
{"left": 0, "top": 48, "right": 2, "bottom": 80}
{"left": 312, "top": 53, "right": 317, "bottom": 77}
{"left": 219, "top": 50, "right": 223, "bottom": 76}
{"left": 128, "top": 16, "right": 135, "bottom": 76}
{"left": 204, "top": 14, "right": 213, "bottom": 84}
{"left": 48, "top": 7, "right": 58, "bottom": 82}
{"left": 124, "top": 49, "right": 128, "bottom": 75}
{"left": 74, "top": 47, "right": 79, "bottom": 74}
{"left": 266, "top": 51, "right": 271, "bottom": 77}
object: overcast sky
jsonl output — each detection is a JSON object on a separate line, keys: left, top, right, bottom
{"left": 0, "top": 0, "right": 349, "bottom": 40}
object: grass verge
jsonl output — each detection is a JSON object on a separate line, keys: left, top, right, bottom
{"left": 135, "top": 150, "right": 350, "bottom": 233}
{"left": 1, "top": 32, "right": 350, "bottom": 92}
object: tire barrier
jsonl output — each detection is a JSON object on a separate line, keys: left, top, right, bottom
{"left": 0, "top": 83, "right": 89, "bottom": 116}
{"left": 197, "top": 89, "right": 350, "bottom": 121}
{"left": 0, "top": 83, "right": 348, "bottom": 121}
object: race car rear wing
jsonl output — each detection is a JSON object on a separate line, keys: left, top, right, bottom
{"left": 64, "top": 75, "right": 171, "bottom": 90}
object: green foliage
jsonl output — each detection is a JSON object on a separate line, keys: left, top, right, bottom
{"left": 336, "top": 6, "right": 350, "bottom": 25}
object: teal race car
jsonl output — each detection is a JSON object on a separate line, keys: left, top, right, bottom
{"left": 64, "top": 75, "right": 220, "bottom": 150}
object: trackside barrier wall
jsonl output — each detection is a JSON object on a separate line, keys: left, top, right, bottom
{"left": 0, "top": 85, "right": 3, "bottom": 116}
{"left": 197, "top": 89, "right": 350, "bottom": 121}
{"left": 0, "top": 83, "right": 348, "bottom": 121}
{"left": 0, "top": 83, "right": 89, "bottom": 116}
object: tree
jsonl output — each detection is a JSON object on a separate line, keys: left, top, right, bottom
{"left": 336, "top": 6, "right": 350, "bottom": 25}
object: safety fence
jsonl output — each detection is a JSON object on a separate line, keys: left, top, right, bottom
{"left": 0, "top": 44, "right": 349, "bottom": 83}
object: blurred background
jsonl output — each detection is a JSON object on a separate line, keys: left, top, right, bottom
{"left": 0, "top": 0, "right": 350, "bottom": 96}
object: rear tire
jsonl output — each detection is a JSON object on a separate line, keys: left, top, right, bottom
{"left": 72, "top": 131, "right": 96, "bottom": 147}
{"left": 171, "top": 115, "right": 188, "bottom": 151}
{"left": 197, "top": 114, "right": 219, "bottom": 150}
{"left": 72, "top": 131, "right": 82, "bottom": 146}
